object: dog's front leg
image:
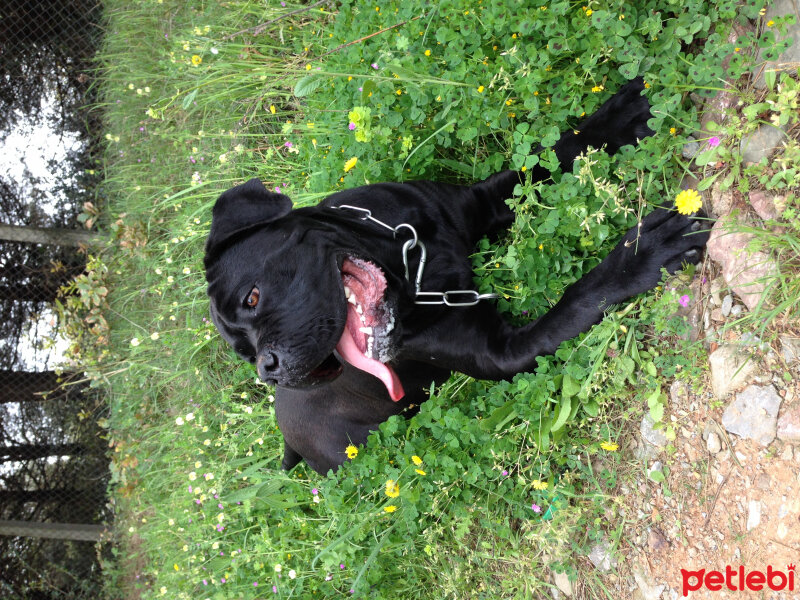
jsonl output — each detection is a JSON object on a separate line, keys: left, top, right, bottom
{"left": 404, "top": 206, "right": 709, "bottom": 380}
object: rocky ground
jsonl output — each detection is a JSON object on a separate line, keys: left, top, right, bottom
{"left": 554, "top": 2, "right": 800, "bottom": 598}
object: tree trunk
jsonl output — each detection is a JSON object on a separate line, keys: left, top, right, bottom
{"left": 0, "top": 370, "right": 62, "bottom": 403}
{"left": 0, "top": 223, "right": 98, "bottom": 247}
{"left": 0, "top": 520, "right": 107, "bottom": 542}
{"left": 0, "top": 443, "right": 86, "bottom": 462}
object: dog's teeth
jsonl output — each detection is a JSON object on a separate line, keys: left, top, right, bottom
{"left": 344, "top": 286, "right": 352, "bottom": 299}
{"left": 366, "top": 336, "right": 374, "bottom": 358}
{"left": 347, "top": 294, "right": 357, "bottom": 306}
{"left": 355, "top": 304, "right": 363, "bottom": 314}
{"left": 359, "top": 326, "right": 373, "bottom": 334}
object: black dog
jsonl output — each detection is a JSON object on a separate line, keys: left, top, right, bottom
{"left": 204, "top": 79, "right": 709, "bottom": 474}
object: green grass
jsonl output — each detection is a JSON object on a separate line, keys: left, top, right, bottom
{"left": 62, "top": 0, "right": 800, "bottom": 598}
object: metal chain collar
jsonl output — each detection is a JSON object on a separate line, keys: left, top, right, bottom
{"left": 333, "top": 205, "right": 499, "bottom": 306}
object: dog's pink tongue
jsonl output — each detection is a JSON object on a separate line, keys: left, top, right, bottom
{"left": 336, "top": 326, "right": 405, "bottom": 401}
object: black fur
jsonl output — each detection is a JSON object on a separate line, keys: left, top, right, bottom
{"left": 204, "top": 79, "right": 709, "bottom": 474}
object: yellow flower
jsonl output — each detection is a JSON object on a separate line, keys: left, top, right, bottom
{"left": 424, "top": 49, "right": 431, "bottom": 56}
{"left": 385, "top": 479, "right": 400, "bottom": 498}
{"left": 591, "top": 85, "right": 604, "bottom": 93}
{"left": 384, "top": 505, "right": 398, "bottom": 513}
{"left": 532, "top": 479, "right": 548, "bottom": 490}
{"left": 411, "top": 455, "right": 423, "bottom": 465}
{"left": 669, "top": 127, "right": 677, "bottom": 135}
{"left": 191, "top": 55, "right": 202, "bottom": 66}
{"left": 600, "top": 441, "right": 619, "bottom": 452}
{"left": 173, "top": 563, "right": 180, "bottom": 571}
{"left": 345, "top": 445, "right": 358, "bottom": 459}
{"left": 585, "top": 8, "right": 593, "bottom": 16}
{"left": 674, "top": 188, "right": 702, "bottom": 215}
{"left": 269, "top": 105, "right": 276, "bottom": 114}
{"left": 766, "top": 19, "right": 774, "bottom": 27}
{"left": 343, "top": 157, "right": 358, "bottom": 172}
{"left": 415, "top": 469, "right": 427, "bottom": 476}
{"left": 477, "top": 85, "right": 485, "bottom": 93}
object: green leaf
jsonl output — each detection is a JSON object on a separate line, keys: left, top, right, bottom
{"left": 550, "top": 395, "right": 572, "bottom": 433}
{"left": 181, "top": 88, "right": 198, "bottom": 110}
{"left": 583, "top": 399, "right": 599, "bottom": 417}
{"left": 619, "top": 61, "right": 640, "bottom": 79}
{"left": 561, "top": 373, "right": 581, "bottom": 398}
{"left": 481, "top": 397, "right": 517, "bottom": 431}
{"left": 361, "top": 80, "right": 376, "bottom": 104}
{"left": 294, "top": 75, "right": 325, "bottom": 98}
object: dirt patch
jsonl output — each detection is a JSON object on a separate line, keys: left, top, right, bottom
{"left": 621, "top": 376, "right": 800, "bottom": 599}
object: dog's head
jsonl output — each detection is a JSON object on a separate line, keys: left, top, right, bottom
{"left": 204, "top": 178, "right": 405, "bottom": 400}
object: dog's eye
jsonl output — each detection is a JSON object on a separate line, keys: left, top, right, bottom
{"left": 245, "top": 286, "right": 260, "bottom": 308}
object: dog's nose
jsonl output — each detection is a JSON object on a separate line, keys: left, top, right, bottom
{"left": 256, "top": 351, "right": 280, "bottom": 382}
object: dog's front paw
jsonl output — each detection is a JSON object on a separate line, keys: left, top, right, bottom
{"left": 600, "top": 207, "right": 711, "bottom": 302}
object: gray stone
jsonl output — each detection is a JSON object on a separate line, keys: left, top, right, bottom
{"left": 633, "top": 568, "right": 666, "bottom": 600}
{"left": 707, "top": 432, "right": 722, "bottom": 454}
{"left": 721, "top": 294, "right": 733, "bottom": 317}
{"left": 709, "top": 180, "right": 735, "bottom": 217}
{"left": 777, "top": 401, "right": 800, "bottom": 443}
{"left": 641, "top": 414, "right": 668, "bottom": 448}
{"left": 722, "top": 384, "right": 782, "bottom": 446}
{"left": 682, "top": 136, "right": 701, "bottom": 159}
{"left": 780, "top": 335, "right": 800, "bottom": 363}
{"left": 749, "top": 190, "right": 782, "bottom": 221}
{"left": 754, "top": 0, "right": 800, "bottom": 88}
{"left": 552, "top": 571, "right": 573, "bottom": 597}
{"left": 730, "top": 304, "right": 744, "bottom": 318}
{"left": 740, "top": 123, "right": 789, "bottom": 164}
{"left": 708, "top": 344, "right": 758, "bottom": 399}
{"left": 746, "top": 499, "right": 762, "bottom": 531}
{"left": 587, "top": 540, "right": 617, "bottom": 572}
{"left": 706, "top": 214, "right": 778, "bottom": 312}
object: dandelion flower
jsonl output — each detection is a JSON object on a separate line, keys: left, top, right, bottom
{"left": 600, "top": 441, "right": 619, "bottom": 451}
{"left": 345, "top": 445, "right": 358, "bottom": 459}
{"left": 532, "top": 479, "right": 548, "bottom": 490}
{"left": 384, "top": 505, "right": 398, "bottom": 513}
{"left": 343, "top": 157, "right": 358, "bottom": 172}
{"left": 674, "top": 189, "right": 702, "bottom": 215}
{"left": 424, "top": 49, "right": 431, "bottom": 56}
{"left": 411, "top": 455, "right": 423, "bottom": 465}
{"left": 191, "top": 55, "right": 202, "bottom": 66}
{"left": 477, "top": 85, "right": 485, "bottom": 93}
{"left": 415, "top": 469, "right": 427, "bottom": 476}
{"left": 385, "top": 479, "right": 400, "bottom": 498}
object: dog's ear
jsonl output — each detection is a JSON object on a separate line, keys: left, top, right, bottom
{"left": 206, "top": 178, "right": 292, "bottom": 254}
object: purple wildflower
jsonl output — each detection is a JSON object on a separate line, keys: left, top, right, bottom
{"left": 707, "top": 136, "right": 720, "bottom": 148}
{"left": 679, "top": 294, "right": 690, "bottom": 307}
{"left": 349, "top": 122, "right": 356, "bottom": 130}
{"left": 532, "top": 503, "right": 541, "bottom": 513}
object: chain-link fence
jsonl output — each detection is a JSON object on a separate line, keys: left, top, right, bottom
{"left": 1, "top": 1, "right": 108, "bottom": 598}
